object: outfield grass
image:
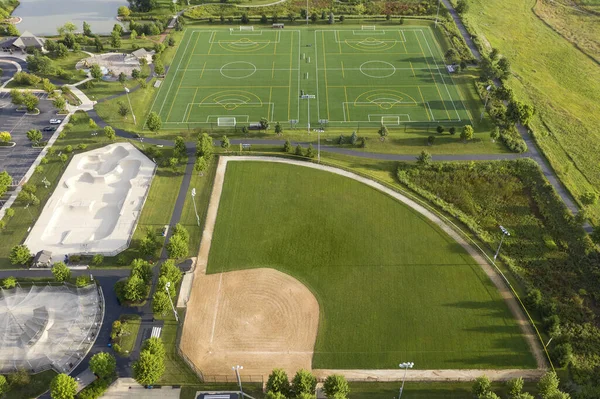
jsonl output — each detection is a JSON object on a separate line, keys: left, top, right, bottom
{"left": 206, "top": 161, "right": 535, "bottom": 369}
{"left": 460, "top": 0, "right": 600, "bottom": 224}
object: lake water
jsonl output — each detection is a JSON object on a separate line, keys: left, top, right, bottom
{"left": 14, "top": 0, "right": 127, "bottom": 36}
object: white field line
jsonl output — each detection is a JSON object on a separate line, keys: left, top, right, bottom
{"left": 297, "top": 30, "right": 301, "bottom": 121}
{"left": 153, "top": 30, "right": 196, "bottom": 118}
{"left": 314, "top": 30, "right": 320, "bottom": 123}
{"left": 420, "top": 29, "right": 461, "bottom": 121}
{"left": 209, "top": 273, "right": 224, "bottom": 344}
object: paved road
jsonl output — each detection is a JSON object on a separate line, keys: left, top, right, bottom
{"left": 441, "top": 0, "right": 586, "bottom": 229}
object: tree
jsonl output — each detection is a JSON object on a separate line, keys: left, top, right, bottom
{"left": 173, "top": 136, "right": 186, "bottom": 159}
{"left": 9, "top": 245, "right": 31, "bottom": 265}
{"left": 259, "top": 117, "right": 270, "bottom": 130}
{"left": 591, "top": 226, "right": 600, "bottom": 245}
{"left": 221, "top": 135, "right": 230, "bottom": 152}
{"left": 133, "top": 350, "right": 165, "bottom": 385}
{"left": 436, "top": 125, "right": 445, "bottom": 134}
{"left": 0, "top": 374, "right": 7, "bottom": 396}
{"left": 472, "top": 375, "right": 492, "bottom": 397}
{"left": 295, "top": 144, "right": 303, "bottom": 156}
{"left": 89, "top": 352, "right": 116, "bottom": 379}
{"left": 328, "top": 12, "right": 335, "bottom": 24}
{"left": 124, "top": 274, "right": 147, "bottom": 302}
{"left": 416, "top": 150, "right": 432, "bottom": 166}
{"left": 274, "top": 122, "right": 283, "bottom": 135}
{"left": 538, "top": 372, "right": 560, "bottom": 398}
{"left": 497, "top": 57, "right": 511, "bottom": 79}
{"left": 89, "top": 119, "right": 98, "bottom": 130}
{"left": 311, "top": 13, "right": 318, "bottom": 22}
{"left": 147, "top": 112, "right": 162, "bottom": 132}
{"left": 52, "top": 262, "right": 71, "bottom": 282}
{"left": 53, "top": 96, "right": 67, "bottom": 113}
{"left": 118, "top": 72, "right": 127, "bottom": 84}
{"left": 195, "top": 156, "right": 208, "bottom": 176}
{"left": 152, "top": 290, "right": 170, "bottom": 313}
{"left": 266, "top": 369, "right": 290, "bottom": 396}
{"left": 142, "top": 337, "right": 166, "bottom": 357}
{"left": 118, "top": 6, "right": 131, "bottom": 17}
{"left": 94, "top": 36, "right": 104, "bottom": 52}
{"left": 2, "top": 276, "right": 16, "bottom": 289}
{"left": 292, "top": 369, "right": 317, "bottom": 396}
{"left": 154, "top": 60, "right": 165, "bottom": 76}
{"left": 22, "top": 92, "right": 39, "bottom": 112}
{"left": 0, "top": 131, "right": 11, "bottom": 143}
{"left": 118, "top": 100, "right": 129, "bottom": 117}
{"left": 50, "top": 373, "right": 77, "bottom": 399}
{"left": 131, "top": 258, "right": 153, "bottom": 284}
{"left": 284, "top": 139, "right": 292, "bottom": 153}
{"left": 90, "top": 64, "right": 103, "bottom": 80}
{"left": 460, "top": 125, "right": 474, "bottom": 142}
{"left": 506, "top": 100, "right": 534, "bottom": 126}
{"left": 60, "top": 153, "right": 68, "bottom": 163}
{"left": 104, "top": 126, "right": 116, "bottom": 141}
{"left": 83, "top": 21, "right": 92, "bottom": 36}
{"left": 507, "top": 377, "right": 524, "bottom": 398}
{"left": 10, "top": 89, "right": 24, "bottom": 105}
{"left": 42, "top": 78, "right": 56, "bottom": 95}
{"left": 55, "top": 43, "right": 68, "bottom": 58}
{"left": 110, "top": 31, "right": 122, "bottom": 48}
{"left": 580, "top": 191, "right": 598, "bottom": 206}
{"left": 160, "top": 259, "right": 183, "bottom": 285}
{"left": 479, "top": 393, "right": 500, "bottom": 399}
{"left": 167, "top": 232, "right": 188, "bottom": 259}
{"left": 196, "top": 133, "right": 214, "bottom": 159}
{"left": 490, "top": 126, "right": 500, "bottom": 142}
{"left": 323, "top": 375, "right": 349, "bottom": 399}
{"left": 306, "top": 144, "right": 315, "bottom": 158}
{"left": 58, "top": 22, "right": 77, "bottom": 36}
{"left": 378, "top": 125, "right": 389, "bottom": 140}
{"left": 456, "top": 0, "right": 469, "bottom": 13}
{"left": 92, "top": 254, "right": 104, "bottom": 266}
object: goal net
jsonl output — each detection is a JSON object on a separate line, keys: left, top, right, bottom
{"left": 218, "top": 117, "right": 237, "bottom": 127}
{"left": 381, "top": 116, "right": 401, "bottom": 125}
{"left": 361, "top": 25, "right": 376, "bottom": 30}
{"left": 239, "top": 26, "right": 254, "bottom": 31}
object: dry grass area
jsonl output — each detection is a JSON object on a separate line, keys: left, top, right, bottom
{"left": 181, "top": 268, "right": 319, "bottom": 376}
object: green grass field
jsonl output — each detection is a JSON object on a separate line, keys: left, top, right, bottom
{"left": 150, "top": 26, "right": 472, "bottom": 130}
{"left": 206, "top": 161, "right": 535, "bottom": 369}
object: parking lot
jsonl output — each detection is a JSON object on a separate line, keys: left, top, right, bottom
{"left": 0, "top": 92, "right": 60, "bottom": 184}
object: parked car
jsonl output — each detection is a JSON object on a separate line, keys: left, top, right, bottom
{"left": 42, "top": 126, "right": 57, "bottom": 132}
{"left": 49, "top": 119, "right": 62, "bottom": 124}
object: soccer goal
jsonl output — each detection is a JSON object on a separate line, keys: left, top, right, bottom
{"left": 361, "top": 25, "right": 376, "bottom": 30}
{"left": 239, "top": 26, "right": 254, "bottom": 31}
{"left": 218, "top": 117, "right": 237, "bottom": 127}
{"left": 381, "top": 116, "right": 402, "bottom": 125}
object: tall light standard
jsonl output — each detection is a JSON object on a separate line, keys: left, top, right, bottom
{"left": 164, "top": 282, "right": 179, "bottom": 322}
{"left": 398, "top": 362, "right": 414, "bottom": 399}
{"left": 232, "top": 365, "right": 244, "bottom": 396}
{"left": 124, "top": 87, "right": 136, "bottom": 125}
{"left": 494, "top": 225, "right": 510, "bottom": 261}
{"left": 306, "top": 0, "right": 309, "bottom": 25}
{"left": 191, "top": 188, "right": 200, "bottom": 226}
{"left": 301, "top": 94, "right": 319, "bottom": 162}
{"left": 434, "top": 0, "right": 441, "bottom": 27}
{"left": 480, "top": 85, "right": 492, "bottom": 122}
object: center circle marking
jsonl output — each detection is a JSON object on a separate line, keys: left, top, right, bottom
{"left": 359, "top": 61, "right": 396, "bottom": 78}
{"left": 220, "top": 61, "right": 257, "bottom": 79}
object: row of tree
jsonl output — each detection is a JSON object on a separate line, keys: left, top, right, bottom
{"left": 265, "top": 368, "right": 350, "bottom": 399}
{"left": 473, "top": 372, "right": 570, "bottom": 399}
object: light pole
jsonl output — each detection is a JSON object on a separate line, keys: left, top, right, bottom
{"left": 164, "top": 282, "right": 179, "bottom": 322}
{"left": 480, "top": 85, "right": 492, "bottom": 122}
{"left": 398, "top": 362, "right": 414, "bottom": 399}
{"left": 191, "top": 188, "right": 200, "bottom": 226}
{"left": 232, "top": 365, "right": 244, "bottom": 396}
{"left": 124, "top": 87, "right": 137, "bottom": 125}
{"left": 306, "top": 0, "right": 309, "bottom": 25}
{"left": 494, "top": 225, "right": 510, "bottom": 261}
{"left": 434, "top": 0, "right": 441, "bottom": 27}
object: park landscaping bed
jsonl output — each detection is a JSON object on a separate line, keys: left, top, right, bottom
{"left": 204, "top": 161, "right": 535, "bottom": 369}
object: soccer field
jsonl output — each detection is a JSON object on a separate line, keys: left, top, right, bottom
{"left": 150, "top": 26, "right": 472, "bottom": 129}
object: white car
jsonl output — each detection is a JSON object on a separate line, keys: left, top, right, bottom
{"left": 49, "top": 119, "right": 62, "bottom": 124}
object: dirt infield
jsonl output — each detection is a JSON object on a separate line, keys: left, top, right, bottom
{"left": 181, "top": 157, "right": 319, "bottom": 376}
{"left": 181, "top": 268, "right": 319, "bottom": 376}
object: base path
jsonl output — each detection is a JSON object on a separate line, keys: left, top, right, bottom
{"left": 181, "top": 156, "right": 547, "bottom": 380}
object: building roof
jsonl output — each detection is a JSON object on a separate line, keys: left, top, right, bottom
{"left": 12, "top": 31, "right": 45, "bottom": 49}
{"left": 131, "top": 48, "right": 155, "bottom": 58}
{"left": 0, "top": 36, "right": 17, "bottom": 48}
{"left": 33, "top": 250, "right": 52, "bottom": 264}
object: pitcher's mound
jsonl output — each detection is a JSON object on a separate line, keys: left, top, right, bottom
{"left": 181, "top": 268, "right": 319, "bottom": 376}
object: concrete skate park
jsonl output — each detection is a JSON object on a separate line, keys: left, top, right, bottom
{"left": 25, "top": 143, "right": 155, "bottom": 261}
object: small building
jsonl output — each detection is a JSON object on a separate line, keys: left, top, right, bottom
{"left": 0, "top": 31, "right": 46, "bottom": 53}
{"left": 131, "top": 48, "right": 156, "bottom": 64}
{"left": 32, "top": 250, "right": 52, "bottom": 268}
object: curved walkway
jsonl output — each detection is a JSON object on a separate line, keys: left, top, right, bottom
{"left": 199, "top": 156, "right": 547, "bottom": 379}
{"left": 441, "top": 0, "right": 585, "bottom": 229}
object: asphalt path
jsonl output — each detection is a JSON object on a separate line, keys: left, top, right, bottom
{"left": 441, "top": 0, "right": 586, "bottom": 230}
